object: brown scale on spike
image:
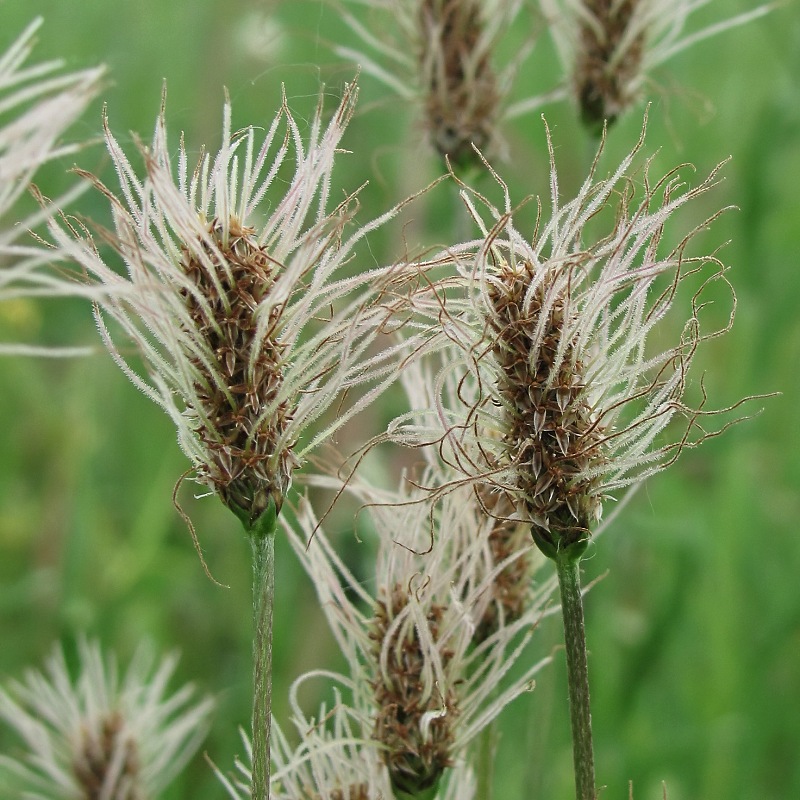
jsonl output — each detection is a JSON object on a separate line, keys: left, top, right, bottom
{"left": 418, "top": 0, "right": 499, "bottom": 165}
{"left": 370, "top": 583, "right": 458, "bottom": 795}
{"left": 72, "top": 711, "right": 141, "bottom": 800}
{"left": 327, "top": 786, "right": 371, "bottom": 800}
{"left": 574, "top": 0, "right": 645, "bottom": 131}
{"left": 306, "top": 784, "right": 371, "bottom": 800}
{"left": 473, "top": 484, "right": 537, "bottom": 643}
{"left": 179, "top": 216, "right": 298, "bottom": 524}
{"left": 487, "top": 261, "right": 606, "bottom": 558}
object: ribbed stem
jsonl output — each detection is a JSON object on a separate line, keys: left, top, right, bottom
{"left": 250, "top": 524, "right": 276, "bottom": 800}
{"left": 556, "top": 552, "right": 596, "bottom": 800}
{"left": 476, "top": 719, "right": 496, "bottom": 800}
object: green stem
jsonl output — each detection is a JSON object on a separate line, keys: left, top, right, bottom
{"left": 250, "top": 521, "right": 276, "bottom": 800}
{"left": 476, "top": 718, "right": 496, "bottom": 800}
{"left": 556, "top": 552, "right": 596, "bottom": 800}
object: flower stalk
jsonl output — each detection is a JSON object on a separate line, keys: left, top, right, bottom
{"left": 476, "top": 719, "right": 497, "bottom": 800}
{"left": 247, "top": 501, "right": 278, "bottom": 800}
{"left": 555, "top": 549, "right": 596, "bottom": 800}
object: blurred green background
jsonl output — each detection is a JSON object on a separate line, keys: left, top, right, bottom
{"left": 1, "top": 1, "right": 798, "bottom": 798}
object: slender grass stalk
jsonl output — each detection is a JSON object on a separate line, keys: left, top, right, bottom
{"left": 248, "top": 504, "right": 278, "bottom": 800}
{"left": 555, "top": 551, "right": 596, "bottom": 800}
{"left": 476, "top": 720, "right": 496, "bottom": 800}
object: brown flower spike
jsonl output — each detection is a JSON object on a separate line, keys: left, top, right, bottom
{"left": 73, "top": 712, "right": 142, "bottom": 800}
{"left": 395, "top": 119, "right": 753, "bottom": 559}
{"left": 418, "top": 0, "right": 500, "bottom": 164}
{"left": 0, "top": 641, "right": 212, "bottom": 799}
{"left": 487, "top": 264, "right": 606, "bottom": 557}
{"left": 573, "top": 0, "right": 645, "bottom": 131}
{"left": 336, "top": 0, "right": 530, "bottom": 165}
{"left": 541, "top": 0, "right": 772, "bottom": 132}
{"left": 178, "top": 215, "right": 297, "bottom": 521}
{"left": 285, "top": 462, "right": 555, "bottom": 796}
{"left": 371, "top": 582, "right": 458, "bottom": 795}
{"left": 49, "top": 80, "right": 415, "bottom": 527}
